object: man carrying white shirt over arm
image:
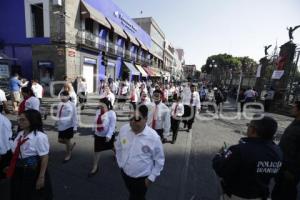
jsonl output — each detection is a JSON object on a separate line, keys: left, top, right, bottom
{"left": 114, "top": 105, "right": 165, "bottom": 200}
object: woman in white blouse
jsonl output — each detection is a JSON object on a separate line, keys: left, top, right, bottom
{"left": 88, "top": 97, "right": 116, "bottom": 177}
{"left": 8, "top": 109, "right": 53, "bottom": 200}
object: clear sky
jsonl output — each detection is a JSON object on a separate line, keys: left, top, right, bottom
{"left": 113, "top": 0, "right": 300, "bottom": 70}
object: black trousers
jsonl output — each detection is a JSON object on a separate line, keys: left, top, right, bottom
{"left": 264, "top": 100, "right": 272, "bottom": 112}
{"left": 154, "top": 129, "right": 164, "bottom": 141}
{"left": 0, "top": 150, "right": 12, "bottom": 179}
{"left": 182, "top": 106, "right": 196, "bottom": 130}
{"left": 130, "top": 102, "right": 137, "bottom": 110}
{"left": 121, "top": 170, "right": 147, "bottom": 200}
{"left": 272, "top": 170, "right": 300, "bottom": 200}
{"left": 171, "top": 117, "right": 180, "bottom": 142}
{"left": 11, "top": 166, "right": 53, "bottom": 200}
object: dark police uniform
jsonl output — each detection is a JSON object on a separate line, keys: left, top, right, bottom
{"left": 213, "top": 137, "right": 282, "bottom": 199}
{"left": 272, "top": 119, "right": 300, "bottom": 200}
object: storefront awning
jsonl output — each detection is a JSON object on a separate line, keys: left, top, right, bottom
{"left": 106, "top": 18, "right": 127, "bottom": 39}
{"left": 0, "top": 52, "right": 17, "bottom": 61}
{"left": 151, "top": 67, "right": 162, "bottom": 77}
{"left": 142, "top": 66, "right": 154, "bottom": 76}
{"left": 123, "top": 61, "right": 140, "bottom": 76}
{"left": 81, "top": 0, "right": 111, "bottom": 29}
{"left": 135, "top": 64, "right": 148, "bottom": 77}
{"left": 136, "top": 38, "right": 149, "bottom": 51}
{"left": 123, "top": 30, "right": 139, "bottom": 46}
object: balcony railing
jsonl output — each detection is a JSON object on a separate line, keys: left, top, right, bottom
{"left": 76, "top": 30, "right": 107, "bottom": 51}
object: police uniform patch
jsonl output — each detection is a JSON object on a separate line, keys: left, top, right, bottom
{"left": 224, "top": 150, "right": 232, "bottom": 158}
{"left": 142, "top": 145, "right": 151, "bottom": 153}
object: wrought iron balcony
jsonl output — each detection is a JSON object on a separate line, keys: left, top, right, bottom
{"left": 76, "top": 30, "right": 107, "bottom": 51}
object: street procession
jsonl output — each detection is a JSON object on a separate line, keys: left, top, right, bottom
{"left": 1, "top": 0, "right": 300, "bottom": 200}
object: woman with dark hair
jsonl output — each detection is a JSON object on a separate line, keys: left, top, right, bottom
{"left": 88, "top": 97, "right": 116, "bottom": 177}
{"left": 7, "top": 109, "right": 53, "bottom": 200}
{"left": 18, "top": 86, "right": 40, "bottom": 115}
{"left": 56, "top": 91, "right": 77, "bottom": 163}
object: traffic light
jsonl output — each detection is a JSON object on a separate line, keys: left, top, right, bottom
{"left": 101, "top": 51, "right": 107, "bottom": 66}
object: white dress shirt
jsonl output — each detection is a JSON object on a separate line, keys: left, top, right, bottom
{"left": 13, "top": 130, "right": 49, "bottom": 159}
{"left": 147, "top": 102, "right": 171, "bottom": 137}
{"left": 114, "top": 124, "right": 165, "bottom": 182}
{"left": 0, "top": 89, "right": 7, "bottom": 104}
{"left": 181, "top": 87, "right": 191, "bottom": 105}
{"left": 93, "top": 110, "right": 116, "bottom": 138}
{"left": 77, "top": 81, "right": 87, "bottom": 93}
{"left": 190, "top": 91, "right": 201, "bottom": 109}
{"left": 182, "top": 89, "right": 201, "bottom": 109}
{"left": 244, "top": 89, "right": 255, "bottom": 99}
{"left": 56, "top": 101, "right": 78, "bottom": 131}
{"left": 0, "top": 114, "right": 12, "bottom": 155}
{"left": 58, "top": 90, "right": 78, "bottom": 105}
{"left": 170, "top": 102, "right": 184, "bottom": 118}
{"left": 31, "top": 83, "right": 43, "bottom": 98}
{"left": 107, "top": 92, "right": 116, "bottom": 106}
{"left": 25, "top": 96, "right": 40, "bottom": 111}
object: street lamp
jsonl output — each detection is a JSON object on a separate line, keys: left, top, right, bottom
{"left": 209, "top": 60, "right": 217, "bottom": 84}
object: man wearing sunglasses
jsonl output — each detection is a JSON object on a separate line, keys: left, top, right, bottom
{"left": 147, "top": 90, "right": 171, "bottom": 143}
{"left": 213, "top": 115, "right": 282, "bottom": 200}
{"left": 114, "top": 105, "right": 165, "bottom": 200}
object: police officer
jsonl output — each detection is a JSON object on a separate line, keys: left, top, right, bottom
{"left": 212, "top": 115, "right": 282, "bottom": 200}
{"left": 272, "top": 101, "right": 300, "bottom": 200}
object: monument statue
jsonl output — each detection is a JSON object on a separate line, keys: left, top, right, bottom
{"left": 264, "top": 45, "right": 272, "bottom": 56}
{"left": 287, "top": 25, "right": 300, "bottom": 40}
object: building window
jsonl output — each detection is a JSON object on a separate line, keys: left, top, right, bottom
{"left": 108, "top": 30, "right": 114, "bottom": 43}
{"left": 85, "top": 18, "right": 94, "bottom": 33}
{"left": 31, "top": 4, "right": 44, "bottom": 37}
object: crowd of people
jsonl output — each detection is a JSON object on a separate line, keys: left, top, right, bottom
{"left": 0, "top": 73, "right": 300, "bottom": 200}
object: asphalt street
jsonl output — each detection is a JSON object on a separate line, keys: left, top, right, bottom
{"left": 5, "top": 96, "right": 297, "bottom": 200}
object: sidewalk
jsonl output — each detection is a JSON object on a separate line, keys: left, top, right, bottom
{"left": 203, "top": 98, "right": 294, "bottom": 140}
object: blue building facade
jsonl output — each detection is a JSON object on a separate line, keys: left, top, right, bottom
{"left": 0, "top": 0, "right": 152, "bottom": 92}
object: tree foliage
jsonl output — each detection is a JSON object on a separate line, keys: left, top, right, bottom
{"left": 201, "top": 54, "right": 257, "bottom": 75}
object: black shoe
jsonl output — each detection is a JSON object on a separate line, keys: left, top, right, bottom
{"left": 44, "top": 114, "right": 47, "bottom": 120}
{"left": 81, "top": 105, "right": 85, "bottom": 110}
{"left": 88, "top": 167, "right": 99, "bottom": 177}
{"left": 186, "top": 129, "right": 190, "bottom": 133}
{"left": 171, "top": 140, "right": 176, "bottom": 144}
{"left": 183, "top": 123, "right": 187, "bottom": 128}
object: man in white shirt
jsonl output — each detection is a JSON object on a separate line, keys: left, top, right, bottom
{"left": 31, "top": 80, "right": 43, "bottom": 102}
{"left": 0, "top": 89, "right": 9, "bottom": 114}
{"left": 182, "top": 84, "right": 201, "bottom": 132}
{"left": 0, "top": 113, "right": 12, "bottom": 179}
{"left": 170, "top": 96, "right": 184, "bottom": 144}
{"left": 244, "top": 87, "right": 256, "bottom": 103}
{"left": 115, "top": 105, "right": 165, "bottom": 200}
{"left": 147, "top": 90, "right": 171, "bottom": 143}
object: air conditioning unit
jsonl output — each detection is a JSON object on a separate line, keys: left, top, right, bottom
{"left": 53, "top": 0, "right": 62, "bottom": 6}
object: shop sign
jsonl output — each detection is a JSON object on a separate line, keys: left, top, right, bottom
{"left": 84, "top": 57, "right": 97, "bottom": 65}
{"left": 68, "top": 50, "right": 76, "bottom": 57}
{"left": 37, "top": 61, "right": 54, "bottom": 68}
{"left": 113, "top": 11, "right": 137, "bottom": 33}
{"left": 0, "top": 64, "right": 9, "bottom": 77}
{"left": 271, "top": 70, "right": 284, "bottom": 79}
